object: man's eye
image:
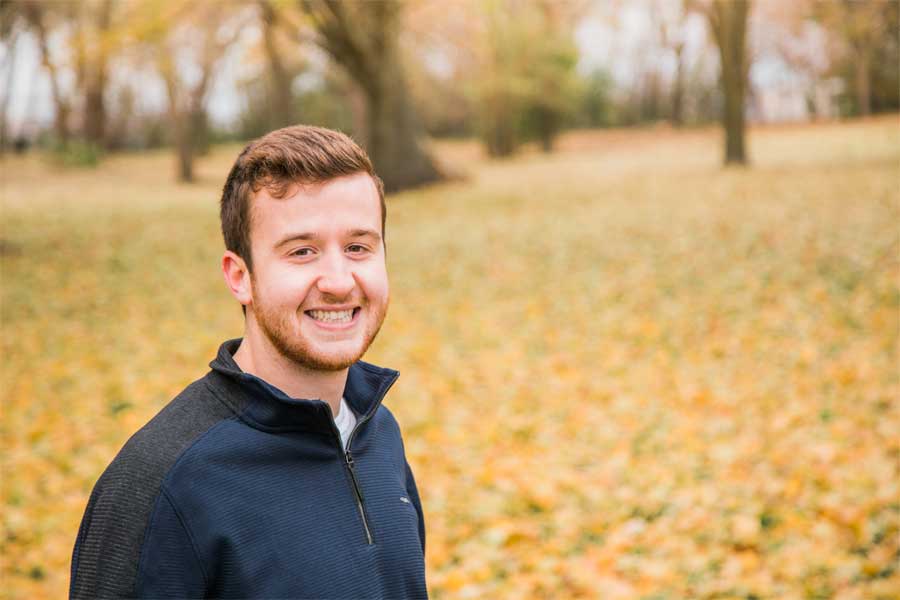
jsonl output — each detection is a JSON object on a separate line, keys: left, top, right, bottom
{"left": 291, "top": 248, "right": 314, "bottom": 257}
{"left": 347, "top": 244, "right": 367, "bottom": 253}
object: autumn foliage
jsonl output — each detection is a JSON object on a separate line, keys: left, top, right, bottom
{"left": 1, "top": 117, "right": 898, "bottom": 598}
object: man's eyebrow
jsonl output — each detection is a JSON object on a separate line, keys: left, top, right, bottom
{"left": 274, "top": 232, "right": 318, "bottom": 248}
{"left": 273, "top": 229, "right": 381, "bottom": 248}
{"left": 347, "top": 228, "right": 382, "bottom": 241}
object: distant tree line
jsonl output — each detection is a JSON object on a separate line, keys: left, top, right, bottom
{"left": 0, "top": 0, "right": 897, "bottom": 182}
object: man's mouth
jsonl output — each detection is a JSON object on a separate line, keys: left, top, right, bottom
{"left": 304, "top": 307, "right": 360, "bottom": 324}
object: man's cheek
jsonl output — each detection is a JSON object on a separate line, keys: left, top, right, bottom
{"left": 372, "top": 280, "right": 390, "bottom": 304}
{"left": 358, "top": 265, "right": 387, "bottom": 292}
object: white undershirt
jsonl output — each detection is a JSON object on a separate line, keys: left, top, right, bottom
{"left": 333, "top": 397, "right": 357, "bottom": 450}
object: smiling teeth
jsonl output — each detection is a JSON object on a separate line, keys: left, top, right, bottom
{"left": 309, "top": 309, "right": 353, "bottom": 323}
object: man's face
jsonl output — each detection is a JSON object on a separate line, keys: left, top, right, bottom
{"left": 246, "top": 172, "right": 388, "bottom": 371}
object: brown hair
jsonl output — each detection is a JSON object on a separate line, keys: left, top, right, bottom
{"left": 220, "top": 125, "right": 385, "bottom": 271}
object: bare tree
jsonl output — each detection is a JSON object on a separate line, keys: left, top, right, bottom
{"left": 658, "top": 0, "right": 690, "bottom": 126}
{"left": 14, "top": 0, "right": 125, "bottom": 151}
{"left": 145, "top": 4, "right": 245, "bottom": 182}
{"left": 19, "top": 0, "right": 72, "bottom": 146}
{"left": 258, "top": 0, "right": 296, "bottom": 129}
{"left": 815, "top": 0, "right": 889, "bottom": 117}
{"left": 75, "top": 0, "right": 113, "bottom": 147}
{"left": 300, "top": 0, "right": 442, "bottom": 192}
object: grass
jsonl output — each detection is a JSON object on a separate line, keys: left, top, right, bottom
{"left": 2, "top": 117, "right": 898, "bottom": 598}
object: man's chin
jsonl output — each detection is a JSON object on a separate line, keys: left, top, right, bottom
{"left": 278, "top": 342, "right": 367, "bottom": 372}
{"left": 298, "top": 354, "right": 359, "bottom": 372}
{"left": 257, "top": 315, "right": 380, "bottom": 372}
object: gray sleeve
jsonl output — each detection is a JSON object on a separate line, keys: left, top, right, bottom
{"left": 70, "top": 460, "right": 163, "bottom": 599}
{"left": 70, "top": 378, "right": 236, "bottom": 599}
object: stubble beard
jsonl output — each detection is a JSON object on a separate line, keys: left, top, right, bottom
{"left": 252, "top": 294, "right": 388, "bottom": 372}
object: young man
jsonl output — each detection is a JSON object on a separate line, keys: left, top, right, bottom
{"left": 70, "top": 126, "right": 427, "bottom": 599}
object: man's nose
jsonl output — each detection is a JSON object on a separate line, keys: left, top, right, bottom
{"left": 316, "top": 254, "right": 355, "bottom": 298}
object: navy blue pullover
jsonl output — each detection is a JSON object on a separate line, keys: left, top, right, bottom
{"left": 70, "top": 339, "right": 427, "bottom": 599}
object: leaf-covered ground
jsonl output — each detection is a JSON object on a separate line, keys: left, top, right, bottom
{"left": 2, "top": 118, "right": 898, "bottom": 599}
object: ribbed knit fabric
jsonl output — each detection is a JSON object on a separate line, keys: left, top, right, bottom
{"left": 70, "top": 339, "right": 427, "bottom": 599}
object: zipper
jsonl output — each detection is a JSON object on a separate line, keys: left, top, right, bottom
{"left": 332, "top": 409, "right": 377, "bottom": 545}
{"left": 344, "top": 450, "right": 373, "bottom": 544}
{"left": 329, "top": 369, "right": 399, "bottom": 546}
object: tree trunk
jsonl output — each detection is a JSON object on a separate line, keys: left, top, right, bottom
{"left": 854, "top": 49, "right": 872, "bottom": 116}
{"left": 24, "top": 2, "right": 70, "bottom": 146}
{"left": 710, "top": 0, "right": 749, "bottom": 165}
{"left": 302, "top": 0, "right": 443, "bottom": 192}
{"left": 259, "top": 0, "right": 295, "bottom": 128}
{"left": 82, "top": 0, "right": 112, "bottom": 147}
{"left": 671, "top": 43, "right": 685, "bottom": 126}
{"left": 83, "top": 84, "right": 106, "bottom": 146}
{"left": 175, "top": 121, "right": 194, "bottom": 182}
{"left": 152, "top": 4, "right": 241, "bottom": 183}
{"left": 347, "top": 82, "right": 368, "bottom": 148}
{"left": 361, "top": 48, "right": 440, "bottom": 191}
{"left": 485, "top": 99, "right": 516, "bottom": 157}
{"left": 168, "top": 99, "right": 210, "bottom": 182}
{"left": 162, "top": 67, "right": 194, "bottom": 183}
{"left": 535, "top": 106, "right": 556, "bottom": 153}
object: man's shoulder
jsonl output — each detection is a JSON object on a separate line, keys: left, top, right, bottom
{"left": 368, "top": 403, "right": 414, "bottom": 466}
{"left": 71, "top": 373, "right": 241, "bottom": 598}
{"left": 370, "top": 400, "right": 400, "bottom": 429}
{"left": 91, "top": 374, "right": 238, "bottom": 499}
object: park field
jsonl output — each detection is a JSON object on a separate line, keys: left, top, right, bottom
{"left": 1, "top": 117, "right": 898, "bottom": 598}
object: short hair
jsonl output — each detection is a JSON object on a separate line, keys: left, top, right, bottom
{"left": 219, "top": 125, "right": 385, "bottom": 271}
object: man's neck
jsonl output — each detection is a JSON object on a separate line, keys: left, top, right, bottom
{"left": 232, "top": 326, "right": 347, "bottom": 418}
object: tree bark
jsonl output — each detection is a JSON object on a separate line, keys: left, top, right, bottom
{"left": 364, "top": 45, "right": 441, "bottom": 190}
{"left": 671, "top": 42, "right": 685, "bottom": 126}
{"left": 161, "top": 63, "right": 192, "bottom": 182}
{"left": 302, "top": 0, "right": 442, "bottom": 192}
{"left": 174, "top": 122, "right": 194, "bottom": 182}
{"left": 484, "top": 96, "right": 516, "bottom": 157}
{"left": 535, "top": 106, "right": 557, "bottom": 153}
{"left": 157, "top": 9, "right": 239, "bottom": 183}
{"left": 708, "top": 0, "right": 749, "bottom": 165}
{"left": 259, "top": 0, "right": 295, "bottom": 128}
{"left": 853, "top": 47, "right": 872, "bottom": 116}
{"left": 82, "top": 0, "right": 112, "bottom": 147}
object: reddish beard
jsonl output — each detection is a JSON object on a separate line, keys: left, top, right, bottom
{"left": 250, "top": 291, "right": 387, "bottom": 371}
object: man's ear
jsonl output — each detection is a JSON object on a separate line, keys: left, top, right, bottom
{"left": 222, "top": 251, "right": 252, "bottom": 307}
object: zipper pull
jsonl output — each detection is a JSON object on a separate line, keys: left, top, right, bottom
{"left": 345, "top": 451, "right": 365, "bottom": 502}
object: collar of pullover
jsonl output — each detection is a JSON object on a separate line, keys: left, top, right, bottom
{"left": 206, "top": 338, "right": 399, "bottom": 434}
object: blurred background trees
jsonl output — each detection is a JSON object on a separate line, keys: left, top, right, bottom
{"left": 470, "top": 0, "right": 582, "bottom": 156}
{"left": 131, "top": 1, "right": 248, "bottom": 181}
{"left": 12, "top": 0, "right": 126, "bottom": 159}
{"left": 1, "top": 0, "right": 897, "bottom": 180}
{"left": 301, "top": 0, "right": 442, "bottom": 190}
{"left": 813, "top": 0, "right": 899, "bottom": 117}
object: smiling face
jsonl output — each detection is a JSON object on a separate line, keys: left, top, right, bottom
{"left": 243, "top": 172, "right": 389, "bottom": 371}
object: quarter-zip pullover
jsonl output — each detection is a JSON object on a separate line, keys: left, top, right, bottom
{"left": 70, "top": 339, "right": 427, "bottom": 599}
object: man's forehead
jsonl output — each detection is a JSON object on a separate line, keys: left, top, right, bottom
{"left": 249, "top": 175, "right": 381, "bottom": 232}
